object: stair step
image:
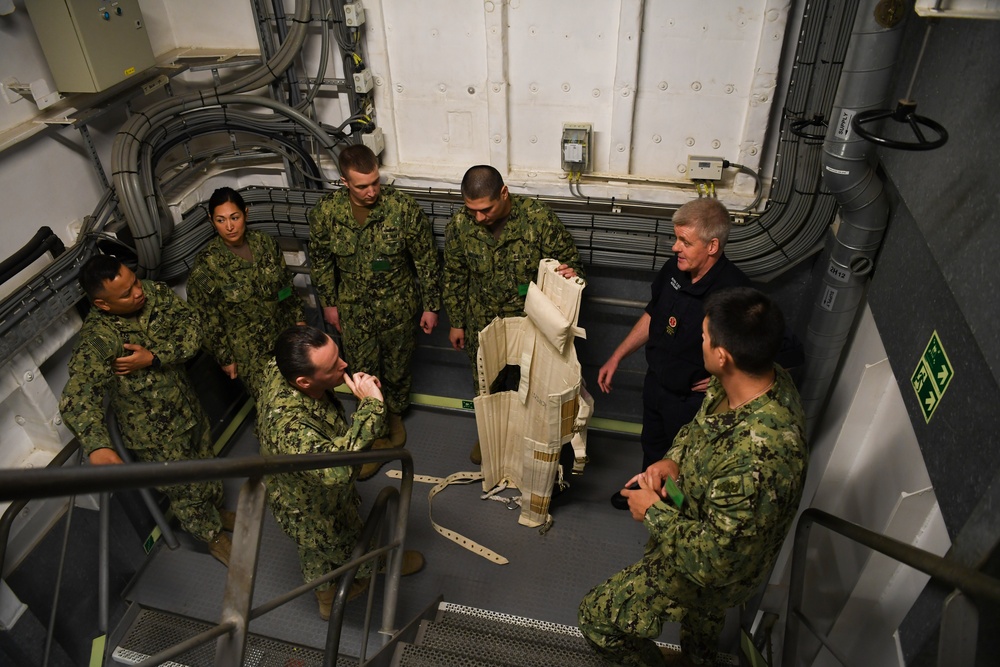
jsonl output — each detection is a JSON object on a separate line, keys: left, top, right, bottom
{"left": 401, "top": 602, "right": 605, "bottom": 666}
{"left": 433, "top": 603, "right": 598, "bottom": 652}
{"left": 392, "top": 642, "right": 522, "bottom": 667}
{"left": 415, "top": 619, "right": 607, "bottom": 667}
{"left": 412, "top": 602, "right": 739, "bottom": 667}
{"left": 112, "top": 606, "right": 356, "bottom": 667}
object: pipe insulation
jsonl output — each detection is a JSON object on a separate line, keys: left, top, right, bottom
{"left": 110, "top": 0, "right": 315, "bottom": 278}
{"left": 800, "top": 0, "right": 906, "bottom": 431}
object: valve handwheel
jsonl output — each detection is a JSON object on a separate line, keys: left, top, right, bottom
{"left": 852, "top": 99, "right": 948, "bottom": 151}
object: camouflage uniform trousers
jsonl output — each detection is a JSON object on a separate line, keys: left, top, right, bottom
{"left": 269, "top": 485, "right": 372, "bottom": 591}
{"left": 256, "top": 360, "right": 385, "bottom": 590}
{"left": 578, "top": 548, "right": 728, "bottom": 666}
{"left": 341, "top": 316, "right": 416, "bottom": 416}
{"left": 129, "top": 411, "right": 224, "bottom": 543}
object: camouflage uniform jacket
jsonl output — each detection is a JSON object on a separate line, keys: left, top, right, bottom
{"left": 442, "top": 194, "right": 584, "bottom": 334}
{"left": 308, "top": 186, "right": 441, "bottom": 333}
{"left": 60, "top": 281, "right": 205, "bottom": 456}
{"left": 255, "top": 358, "right": 386, "bottom": 520}
{"left": 187, "top": 230, "right": 305, "bottom": 390}
{"left": 647, "top": 366, "right": 807, "bottom": 602}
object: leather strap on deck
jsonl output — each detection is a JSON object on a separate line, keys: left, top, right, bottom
{"left": 384, "top": 469, "right": 509, "bottom": 565}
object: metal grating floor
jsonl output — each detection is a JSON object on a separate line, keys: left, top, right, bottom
{"left": 414, "top": 617, "right": 604, "bottom": 667}
{"left": 122, "top": 403, "right": 742, "bottom": 658}
{"left": 394, "top": 602, "right": 737, "bottom": 667}
{"left": 112, "top": 606, "right": 352, "bottom": 667}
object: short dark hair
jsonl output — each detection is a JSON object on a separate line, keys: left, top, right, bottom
{"left": 704, "top": 287, "right": 784, "bottom": 376}
{"left": 208, "top": 187, "right": 247, "bottom": 219}
{"left": 461, "top": 165, "right": 505, "bottom": 200}
{"left": 275, "top": 325, "right": 329, "bottom": 383}
{"left": 79, "top": 255, "right": 124, "bottom": 301}
{"left": 673, "top": 198, "right": 732, "bottom": 250}
{"left": 338, "top": 144, "right": 379, "bottom": 177}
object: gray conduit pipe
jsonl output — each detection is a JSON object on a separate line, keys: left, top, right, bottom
{"left": 116, "top": 0, "right": 851, "bottom": 283}
{"left": 110, "top": 0, "right": 313, "bottom": 278}
{"left": 119, "top": 94, "right": 330, "bottom": 277}
{"left": 800, "top": 2, "right": 906, "bottom": 432}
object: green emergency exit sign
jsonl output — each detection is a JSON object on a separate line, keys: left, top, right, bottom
{"left": 910, "top": 330, "right": 953, "bottom": 423}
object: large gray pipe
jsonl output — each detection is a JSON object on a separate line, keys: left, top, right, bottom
{"left": 110, "top": 0, "right": 314, "bottom": 278}
{"left": 800, "top": 2, "right": 907, "bottom": 432}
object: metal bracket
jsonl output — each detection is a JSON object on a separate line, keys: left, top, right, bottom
{"left": 1, "top": 77, "right": 63, "bottom": 110}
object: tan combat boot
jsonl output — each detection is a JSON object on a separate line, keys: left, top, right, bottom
{"left": 470, "top": 439, "right": 482, "bottom": 465}
{"left": 359, "top": 437, "right": 392, "bottom": 480}
{"left": 207, "top": 532, "right": 232, "bottom": 567}
{"left": 316, "top": 587, "right": 335, "bottom": 621}
{"left": 359, "top": 414, "right": 406, "bottom": 480}
{"left": 388, "top": 412, "right": 406, "bottom": 448}
{"left": 348, "top": 578, "right": 370, "bottom": 601}
{"left": 219, "top": 509, "right": 237, "bottom": 532}
{"left": 379, "top": 549, "right": 426, "bottom": 576}
{"left": 400, "top": 549, "right": 425, "bottom": 576}
{"left": 316, "top": 580, "right": 371, "bottom": 620}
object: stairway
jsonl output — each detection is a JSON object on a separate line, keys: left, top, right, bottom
{"left": 391, "top": 602, "right": 742, "bottom": 667}
{"left": 110, "top": 600, "right": 742, "bottom": 666}
{"left": 390, "top": 602, "right": 611, "bottom": 666}
{"left": 110, "top": 605, "right": 357, "bottom": 667}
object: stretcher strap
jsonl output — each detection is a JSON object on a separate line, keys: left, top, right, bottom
{"left": 384, "top": 469, "right": 509, "bottom": 565}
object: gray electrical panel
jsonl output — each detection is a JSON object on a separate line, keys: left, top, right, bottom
{"left": 24, "top": 0, "right": 155, "bottom": 94}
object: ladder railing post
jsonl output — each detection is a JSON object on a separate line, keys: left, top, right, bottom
{"left": 938, "top": 589, "right": 978, "bottom": 667}
{"left": 214, "top": 477, "right": 268, "bottom": 666}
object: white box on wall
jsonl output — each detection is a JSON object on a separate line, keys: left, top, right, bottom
{"left": 24, "top": 0, "right": 155, "bottom": 93}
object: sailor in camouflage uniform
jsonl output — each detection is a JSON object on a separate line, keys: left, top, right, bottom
{"left": 443, "top": 165, "right": 585, "bottom": 462}
{"left": 187, "top": 187, "right": 305, "bottom": 398}
{"left": 256, "top": 325, "right": 423, "bottom": 619}
{"left": 443, "top": 164, "right": 585, "bottom": 377}
{"left": 579, "top": 288, "right": 807, "bottom": 667}
{"left": 308, "top": 145, "right": 441, "bottom": 477}
{"left": 59, "top": 255, "right": 231, "bottom": 565}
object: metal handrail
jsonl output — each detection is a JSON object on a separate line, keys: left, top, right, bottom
{"left": 0, "top": 447, "right": 409, "bottom": 501}
{"left": 327, "top": 486, "right": 402, "bottom": 666}
{"left": 0, "top": 446, "right": 415, "bottom": 666}
{"left": 0, "top": 439, "right": 80, "bottom": 578}
{"left": 783, "top": 507, "right": 1000, "bottom": 665}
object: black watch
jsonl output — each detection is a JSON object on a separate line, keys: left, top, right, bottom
{"left": 150, "top": 353, "right": 162, "bottom": 369}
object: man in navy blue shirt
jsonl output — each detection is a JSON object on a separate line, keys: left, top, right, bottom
{"left": 598, "top": 199, "right": 751, "bottom": 509}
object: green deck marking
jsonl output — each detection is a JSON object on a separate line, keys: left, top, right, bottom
{"left": 213, "top": 397, "right": 255, "bottom": 455}
{"left": 90, "top": 634, "right": 106, "bottom": 667}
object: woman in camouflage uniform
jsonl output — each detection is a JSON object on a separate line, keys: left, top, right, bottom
{"left": 187, "top": 187, "right": 305, "bottom": 398}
